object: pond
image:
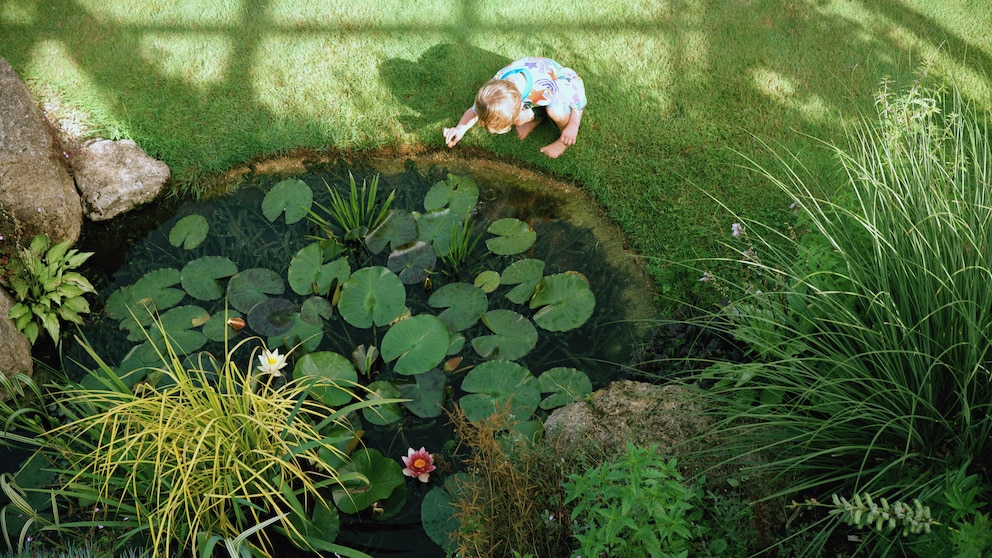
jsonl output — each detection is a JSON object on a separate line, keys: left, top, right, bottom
{"left": 52, "top": 153, "right": 659, "bottom": 557}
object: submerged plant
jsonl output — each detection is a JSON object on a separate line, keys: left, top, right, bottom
{"left": 6, "top": 234, "right": 95, "bottom": 345}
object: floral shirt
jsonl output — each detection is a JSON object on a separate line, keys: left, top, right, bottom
{"left": 494, "top": 57, "right": 587, "bottom": 111}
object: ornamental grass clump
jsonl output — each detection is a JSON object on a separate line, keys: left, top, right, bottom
{"left": 689, "top": 78, "right": 992, "bottom": 556}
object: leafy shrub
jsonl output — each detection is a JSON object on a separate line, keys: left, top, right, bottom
{"left": 691, "top": 78, "right": 992, "bottom": 555}
{"left": 5, "top": 234, "right": 95, "bottom": 345}
{"left": 563, "top": 442, "right": 703, "bottom": 558}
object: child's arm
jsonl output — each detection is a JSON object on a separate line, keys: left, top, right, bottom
{"left": 443, "top": 108, "right": 478, "bottom": 148}
{"left": 559, "top": 109, "right": 583, "bottom": 146}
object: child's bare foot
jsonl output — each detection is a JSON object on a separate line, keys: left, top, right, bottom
{"left": 540, "top": 140, "right": 568, "bottom": 158}
{"left": 516, "top": 119, "right": 541, "bottom": 140}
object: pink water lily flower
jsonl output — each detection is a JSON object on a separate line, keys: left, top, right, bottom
{"left": 401, "top": 447, "right": 436, "bottom": 483}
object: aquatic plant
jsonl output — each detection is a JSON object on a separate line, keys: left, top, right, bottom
{"left": 6, "top": 234, "right": 96, "bottom": 345}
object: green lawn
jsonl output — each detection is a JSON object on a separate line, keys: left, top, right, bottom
{"left": 2, "top": 0, "right": 989, "bottom": 306}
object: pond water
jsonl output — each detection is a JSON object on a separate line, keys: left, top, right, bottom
{"left": 57, "top": 155, "right": 658, "bottom": 557}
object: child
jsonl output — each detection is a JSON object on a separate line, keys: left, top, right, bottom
{"left": 443, "top": 57, "right": 586, "bottom": 159}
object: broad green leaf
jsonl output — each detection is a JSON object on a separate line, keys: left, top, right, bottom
{"left": 108, "top": 268, "right": 184, "bottom": 325}
{"left": 293, "top": 351, "right": 358, "bottom": 407}
{"left": 332, "top": 448, "right": 405, "bottom": 514}
{"left": 263, "top": 178, "right": 313, "bottom": 224}
{"left": 471, "top": 310, "right": 538, "bottom": 361}
{"left": 181, "top": 256, "right": 238, "bottom": 301}
{"left": 269, "top": 315, "right": 323, "bottom": 353}
{"left": 201, "top": 310, "right": 244, "bottom": 342}
{"left": 530, "top": 272, "right": 596, "bottom": 332}
{"left": 416, "top": 208, "right": 461, "bottom": 256}
{"left": 300, "top": 296, "right": 333, "bottom": 326}
{"left": 538, "top": 367, "right": 593, "bottom": 409}
{"left": 317, "top": 257, "right": 351, "bottom": 296}
{"left": 338, "top": 266, "right": 405, "bottom": 328}
{"left": 168, "top": 214, "right": 209, "bottom": 250}
{"left": 474, "top": 270, "right": 500, "bottom": 293}
{"left": 424, "top": 174, "right": 479, "bottom": 220}
{"left": 227, "top": 268, "right": 285, "bottom": 313}
{"left": 247, "top": 297, "right": 296, "bottom": 336}
{"left": 381, "top": 314, "right": 449, "bottom": 375}
{"left": 361, "top": 381, "right": 404, "bottom": 425}
{"left": 486, "top": 218, "right": 536, "bottom": 255}
{"left": 501, "top": 259, "right": 544, "bottom": 304}
{"left": 460, "top": 360, "right": 540, "bottom": 422}
{"left": 366, "top": 209, "right": 418, "bottom": 255}
{"left": 398, "top": 368, "right": 447, "bottom": 418}
{"left": 428, "top": 282, "right": 488, "bottom": 331}
{"left": 148, "top": 305, "right": 209, "bottom": 354}
{"left": 421, "top": 486, "right": 458, "bottom": 553}
{"left": 386, "top": 240, "right": 437, "bottom": 285}
{"left": 288, "top": 242, "right": 323, "bottom": 296}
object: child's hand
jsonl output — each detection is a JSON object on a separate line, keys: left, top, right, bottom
{"left": 443, "top": 126, "right": 465, "bottom": 148}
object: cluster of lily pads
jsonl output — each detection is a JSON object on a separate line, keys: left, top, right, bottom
{"left": 95, "top": 171, "right": 598, "bottom": 548}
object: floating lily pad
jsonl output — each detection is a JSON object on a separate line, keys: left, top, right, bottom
{"left": 474, "top": 270, "right": 500, "bottom": 293}
{"left": 380, "top": 314, "right": 449, "bottom": 375}
{"left": 397, "top": 368, "right": 446, "bottom": 418}
{"left": 424, "top": 174, "right": 479, "bottom": 220}
{"left": 460, "top": 360, "right": 540, "bottom": 422}
{"left": 361, "top": 381, "right": 404, "bottom": 425}
{"left": 300, "top": 296, "right": 333, "bottom": 326}
{"left": 501, "top": 259, "right": 545, "bottom": 304}
{"left": 288, "top": 242, "right": 323, "bottom": 296}
{"left": 168, "top": 214, "right": 209, "bottom": 250}
{"left": 317, "top": 257, "right": 351, "bottom": 296}
{"left": 530, "top": 272, "right": 596, "bottom": 332}
{"left": 269, "top": 315, "right": 323, "bottom": 353}
{"left": 486, "top": 218, "right": 536, "bottom": 256}
{"left": 447, "top": 331, "right": 465, "bottom": 355}
{"left": 247, "top": 297, "right": 296, "bottom": 336}
{"left": 338, "top": 266, "right": 406, "bottom": 328}
{"left": 201, "top": 310, "right": 244, "bottom": 342}
{"left": 332, "top": 448, "right": 404, "bottom": 514}
{"left": 262, "top": 178, "right": 313, "bottom": 224}
{"left": 416, "top": 208, "right": 461, "bottom": 257}
{"left": 428, "top": 282, "right": 487, "bottom": 332}
{"left": 471, "top": 309, "right": 538, "bottom": 361}
{"left": 387, "top": 240, "right": 437, "bottom": 285}
{"left": 422, "top": 484, "right": 459, "bottom": 553}
{"left": 293, "top": 351, "right": 358, "bottom": 407}
{"left": 227, "top": 268, "right": 285, "bottom": 313}
{"left": 181, "top": 256, "right": 238, "bottom": 301}
{"left": 148, "top": 305, "right": 209, "bottom": 355}
{"left": 538, "top": 367, "right": 593, "bottom": 409}
{"left": 366, "top": 210, "right": 418, "bottom": 255}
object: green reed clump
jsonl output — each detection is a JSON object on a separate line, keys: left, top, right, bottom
{"left": 688, "top": 79, "right": 992, "bottom": 556}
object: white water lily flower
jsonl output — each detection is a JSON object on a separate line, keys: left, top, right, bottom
{"left": 257, "top": 348, "right": 288, "bottom": 377}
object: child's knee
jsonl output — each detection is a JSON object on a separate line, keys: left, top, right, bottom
{"left": 546, "top": 104, "right": 570, "bottom": 127}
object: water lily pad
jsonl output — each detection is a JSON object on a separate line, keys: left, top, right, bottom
{"left": 486, "top": 218, "right": 536, "bottom": 256}
{"left": 338, "top": 266, "right": 405, "bottom": 328}
{"left": 459, "top": 360, "right": 540, "bottom": 422}
{"left": 474, "top": 270, "right": 500, "bottom": 293}
{"left": 538, "top": 367, "right": 593, "bottom": 409}
{"left": 471, "top": 309, "right": 537, "bottom": 361}
{"left": 501, "top": 258, "right": 545, "bottom": 304}
{"left": 447, "top": 331, "right": 465, "bottom": 355}
{"left": 227, "top": 268, "right": 285, "bottom": 313}
{"left": 381, "top": 314, "right": 449, "bottom": 375}
{"left": 300, "top": 296, "right": 333, "bottom": 326}
{"left": 293, "top": 351, "right": 358, "bottom": 407}
{"left": 422, "top": 484, "right": 458, "bottom": 553}
{"left": 148, "top": 305, "right": 209, "bottom": 355}
{"left": 398, "top": 368, "right": 446, "bottom": 418}
{"left": 428, "top": 282, "right": 487, "bottom": 332}
{"left": 366, "top": 209, "right": 418, "bottom": 255}
{"left": 416, "top": 208, "right": 460, "bottom": 257}
{"left": 269, "top": 315, "right": 323, "bottom": 353}
{"left": 387, "top": 240, "right": 437, "bottom": 285}
{"left": 262, "top": 178, "right": 313, "bottom": 224}
{"left": 530, "top": 272, "right": 596, "bottom": 332}
{"left": 181, "top": 256, "right": 238, "bottom": 301}
{"left": 168, "top": 214, "right": 209, "bottom": 250}
{"left": 201, "top": 310, "right": 244, "bottom": 342}
{"left": 361, "top": 381, "right": 404, "bottom": 425}
{"left": 332, "top": 448, "right": 404, "bottom": 514}
{"left": 424, "top": 174, "right": 479, "bottom": 220}
{"left": 108, "top": 268, "right": 185, "bottom": 326}
{"left": 288, "top": 242, "right": 323, "bottom": 296}
{"left": 247, "top": 297, "right": 296, "bottom": 336}
{"left": 317, "top": 257, "right": 351, "bottom": 296}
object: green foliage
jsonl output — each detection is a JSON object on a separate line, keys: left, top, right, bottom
{"left": 6, "top": 234, "right": 96, "bottom": 345}
{"left": 563, "top": 443, "right": 704, "bottom": 558}
{"left": 691, "top": 79, "right": 992, "bottom": 555}
{"left": 311, "top": 172, "right": 395, "bottom": 243}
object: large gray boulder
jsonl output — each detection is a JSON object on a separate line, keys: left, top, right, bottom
{"left": 0, "top": 57, "right": 82, "bottom": 244}
{"left": 0, "top": 289, "right": 32, "bottom": 383}
{"left": 74, "top": 138, "right": 171, "bottom": 221}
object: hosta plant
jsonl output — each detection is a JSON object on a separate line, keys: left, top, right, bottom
{"left": 6, "top": 234, "right": 95, "bottom": 345}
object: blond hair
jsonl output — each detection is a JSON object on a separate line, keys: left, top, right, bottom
{"left": 474, "top": 80, "right": 521, "bottom": 134}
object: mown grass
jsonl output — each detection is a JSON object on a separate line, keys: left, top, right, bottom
{"left": 1, "top": 0, "right": 990, "bottom": 305}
